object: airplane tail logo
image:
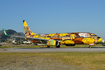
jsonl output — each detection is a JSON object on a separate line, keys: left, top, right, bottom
{"left": 23, "top": 20, "right": 37, "bottom": 37}
{"left": 2, "top": 28, "right": 8, "bottom": 36}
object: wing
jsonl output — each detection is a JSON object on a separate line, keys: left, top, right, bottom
{"left": 11, "top": 35, "right": 49, "bottom": 41}
{"left": 2, "top": 28, "right": 49, "bottom": 42}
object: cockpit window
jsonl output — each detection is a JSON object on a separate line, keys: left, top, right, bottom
{"left": 97, "top": 37, "right": 100, "bottom": 39}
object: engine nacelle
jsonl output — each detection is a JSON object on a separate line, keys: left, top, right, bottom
{"left": 47, "top": 40, "right": 60, "bottom": 47}
{"left": 65, "top": 44, "right": 75, "bottom": 46}
{"left": 82, "top": 38, "right": 95, "bottom": 44}
{"left": 64, "top": 40, "right": 75, "bottom": 44}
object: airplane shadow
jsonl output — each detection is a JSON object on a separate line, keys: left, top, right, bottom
{"left": 74, "top": 46, "right": 105, "bottom": 48}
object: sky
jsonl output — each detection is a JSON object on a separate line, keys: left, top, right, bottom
{"left": 0, "top": 0, "right": 105, "bottom": 40}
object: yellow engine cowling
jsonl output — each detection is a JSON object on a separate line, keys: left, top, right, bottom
{"left": 82, "top": 38, "right": 95, "bottom": 44}
{"left": 63, "top": 40, "right": 75, "bottom": 44}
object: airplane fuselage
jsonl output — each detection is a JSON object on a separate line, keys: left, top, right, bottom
{"left": 23, "top": 20, "right": 102, "bottom": 48}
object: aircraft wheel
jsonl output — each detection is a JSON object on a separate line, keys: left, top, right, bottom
{"left": 71, "top": 44, "right": 75, "bottom": 46}
{"left": 88, "top": 45, "right": 91, "bottom": 48}
{"left": 46, "top": 45, "right": 50, "bottom": 48}
{"left": 56, "top": 45, "right": 60, "bottom": 48}
{"left": 65, "top": 44, "right": 75, "bottom": 46}
{"left": 65, "top": 44, "right": 69, "bottom": 46}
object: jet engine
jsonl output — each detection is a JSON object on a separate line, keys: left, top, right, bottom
{"left": 47, "top": 40, "right": 60, "bottom": 48}
{"left": 82, "top": 38, "right": 95, "bottom": 44}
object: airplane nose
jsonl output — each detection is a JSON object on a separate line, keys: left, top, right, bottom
{"left": 97, "top": 37, "right": 102, "bottom": 42}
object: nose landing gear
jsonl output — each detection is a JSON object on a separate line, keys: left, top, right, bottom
{"left": 88, "top": 45, "right": 91, "bottom": 48}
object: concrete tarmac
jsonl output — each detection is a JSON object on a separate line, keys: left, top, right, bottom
{"left": 0, "top": 47, "right": 105, "bottom": 53}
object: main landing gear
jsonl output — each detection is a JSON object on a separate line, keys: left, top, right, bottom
{"left": 46, "top": 45, "right": 50, "bottom": 48}
{"left": 46, "top": 45, "right": 60, "bottom": 48}
{"left": 88, "top": 45, "right": 91, "bottom": 48}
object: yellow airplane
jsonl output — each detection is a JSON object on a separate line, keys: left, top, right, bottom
{"left": 23, "top": 20, "right": 103, "bottom": 48}
{"left": 3, "top": 20, "right": 103, "bottom": 48}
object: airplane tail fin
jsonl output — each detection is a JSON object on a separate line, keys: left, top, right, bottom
{"left": 2, "top": 28, "right": 8, "bottom": 36}
{"left": 23, "top": 20, "right": 37, "bottom": 37}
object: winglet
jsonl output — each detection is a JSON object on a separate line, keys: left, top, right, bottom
{"left": 2, "top": 28, "right": 8, "bottom": 36}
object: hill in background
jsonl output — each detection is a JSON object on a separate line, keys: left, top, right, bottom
{"left": 0, "top": 30, "right": 3, "bottom": 34}
{"left": 18, "top": 32, "right": 25, "bottom": 36}
{"left": 0, "top": 29, "right": 24, "bottom": 42}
